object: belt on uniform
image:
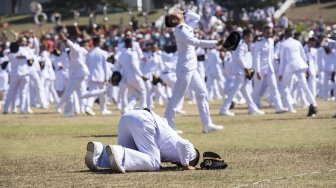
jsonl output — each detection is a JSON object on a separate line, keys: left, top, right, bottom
{"left": 143, "top": 107, "right": 151, "bottom": 113}
{"left": 135, "top": 106, "right": 151, "bottom": 113}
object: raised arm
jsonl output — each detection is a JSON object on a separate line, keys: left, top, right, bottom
{"left": 184, "top": 10, "right": 200, "bottom": 28}
{"left": 175, "top": 26, "right": 217, "bottom": 48}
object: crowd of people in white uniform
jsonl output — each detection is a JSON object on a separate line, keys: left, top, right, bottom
{"left": 80, "top": 1, "right": 336, "bottom": 173}
{"left": 0, "top": 2, "right": 335, "bottom": 122}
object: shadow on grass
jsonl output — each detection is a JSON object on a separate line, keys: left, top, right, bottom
{"left": 74, "top": 134, "right": 118, "bottom": 138}
{"left": 71, "top": 166, "right": 180, "bottom": 174}
{"left": 262, "top": 116, "right": 334, "bottom": 121}
{"left": 32, "top": 112, "right": 61, "bottom": 115}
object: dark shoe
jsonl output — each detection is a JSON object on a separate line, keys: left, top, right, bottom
{"left": 307, "top": 104, "right": 317, "bottom": 117}
{"left": 229, "top": 101, "right": 235, "bottom": 109}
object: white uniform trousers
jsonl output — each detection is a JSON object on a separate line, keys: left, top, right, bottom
{"left": 160, "top": 73, "right": 184, "bottom": 111}
{"left": 222, "top": 76, "right": 235, "bottom": 98}
{"left": 44, "top": 79, "right": 60, "bottom": 104}
{"left": 308, "top": 75, "right": 317, "bottom": 97}
{"left": 126, "top": 80, "right": 147, "bottom": 109}
{"left": 206, "top": 74, "right": 225, "bottom": 100}
{"left": 144, "top": 80, "right": 153, "bottom": 108}
{"left": 160, "top": 72, "right": 176, "bottom": 98}
{"left": 164, "top": 69, "right": 212, "bottom": 129}
{"left": 29, "top": 72, "right": 48, "bottom": 107}
{"left": 117, "top": 82, "right": 128, "bottom": 113}
{"left": 280, "top": 71, "right": 317, "bottom": 110}
{"left": 57, "top": 76, "right": 86, "bottom": 114}
{"left": 253, "top": 73, "right": 285, "bottom": 111}
{"left": 96, "top": 110, "right": 161, "bottom": 171}
{"left": 73, "top": 80, "right": 87, "bottom": 114}
{"left": 323, "top": 71, "right": 336, "bottom": 100}
{"left": 151, "top": 84, "right": 168, "bottom": 106}
{"left": 316, "top": 72, "right": 324, "bottom": 98}
{"left": 86, "top": 81, "right": 107, "bottom": 112}
{"left": 220, "top": 74, "right": 259, "bottom": 113}
{"left": 3, "top": 75, "right": 29, "bottom": 113}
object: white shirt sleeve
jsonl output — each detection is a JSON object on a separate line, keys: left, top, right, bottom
{"left": 176, "top": 138, "right": 194, "bottom": 166}
{"left": 134, "top": 42, "right": 144, "bottom": 60}
{"left": 279, "top": 43, "right": 286, "bottom": 76}
{"left": 237, "top": 42, "right": 248, "bottom": 69}
{"left": 175, "top": 25, "right": 217, "bottom": 49}
{"left": 300, "top": 45, "right": 307, "bottom": 63}
{"left": 66, "top": 39, "right": 78, "bottom": 51}
{"left": 131, "top": 52, "right": 144, "bottom": 77}
{"left": 252, "top": 42, "right": 261, "bottom": 73}
{"left": 113, "top": 54, "right": 123, "bottom": 72}
{"left": 103, "top": 51, "right": 108, "bottom": 81}
{"left": 184, "top": 10, "right": 200, "bottom": 28}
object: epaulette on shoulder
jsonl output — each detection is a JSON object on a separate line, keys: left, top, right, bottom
{"left": 179, "top": 25, "right": 183, "bottom": 30}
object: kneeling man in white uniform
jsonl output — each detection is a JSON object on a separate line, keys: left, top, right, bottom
{"left": 84, "top": 108, "right": 199, "bottom": 173}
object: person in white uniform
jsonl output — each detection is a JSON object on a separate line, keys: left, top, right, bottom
{"left": 23, "top": 38, "right": 48, "bottom": 111}
{"left": 278, "top": 29, "right": 318, "bottom": 117}
{"left": 303, "top": 37, "right": 319, "bottom": 97}
{"left": 160, "top": 50, "right": 178, "bottom": 98}
{"left": 149, "top": 44, "right": 168, "bottom": 108}
{"left": 56, "top": 33, "right": 89, "bottom": 116}
{"left": 252, "top": 26, "right": 287, "bottom": 113}
{"left": 116, "top": 29, "right": 145, "bottom": 62}
{"left": 164, "top": 9, "right": 223, "bottom": 134}
{"left": 205, "top": 47, "right": 225, "bottom": 101}
{"left": 3, "top": 40, "right": 31, "bottom": 114}
{"left": 220, "top": 29, "right": 265, "bottom": 116}
{"left": 220, "top": 50, "right": 234, "bottom": 99}
{"left": 114, "top": 38, "right": 147, "bottom": 111}
{"left": 84, "top": 36, "right": 111, "bottom": 116}
{"left": 50, "top": 48, "right": 70, "bottom": 97}
{"left": 114, "top": 30, "right": 145, "bottom": 113}
{"left": 0, "top": 45, "right": 9, "bottom": 111}
{"left": 160, "top": 50, "right": 186, "bottom": 113}
{"left": 140, "top": 43, "right": 161, "bottom": 109}
{"left": 84, "top": 108, "right": 199, "bottom": 173}
{"left": 40, "top": 49, "right": 59, "bottom": 106}
{"left": 320, "top": 40, "right": 336, "bottom": 101}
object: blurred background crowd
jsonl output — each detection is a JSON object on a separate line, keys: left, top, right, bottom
{"left": 0, "top": 0, "right": 335, "bottom": 116}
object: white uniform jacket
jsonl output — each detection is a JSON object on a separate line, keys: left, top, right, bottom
{"left": 279, "top": 37, "right": 308, "bottom": 76}
{"left": 86, "top": 47, "right": 108, "bottom": 82}
{"left": 116, "top": 41, "right": 144, "bottom": 60}
{"left": 141, "top": 51, "right": 163, "bottom": 79}
{"left": 0, "top": 55, "right": 9, "bottom": 90}
{"left": 7, "top": 47, "right": 30, "bottom": 77}
{"left": 122, "top": 109, "right": 197, "bottom": 166}
{"left": 66, "top": 39, "right": 90, "bottom": 78}
{"left": 40, "top": 51, "right": 56, "bottom": 80}
{"left": 205, "top": 48, "right": 223, "bottom": 77}
{"left": 252, "top": 37, "right": 275, "bottom": 75}
{"left": 114, "top": 48, "right": 144, "bottom": 84}
{"left": 321, "top": 48, "right": 336, "bottom": 72}
{"left": 174, "top": 10, "right": 217, "bottom": 72}
{"left": 232, "top": 40, "right": 251, "bottom": 75}
{"left": 303, "top": 45, "right": 318, "bottom": 76}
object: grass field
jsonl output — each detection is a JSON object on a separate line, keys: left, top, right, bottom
{"left": 0, "top": 98, "right": 335, "bottom": 187}
{"left": 287, "top": 1, "right": 336, "bottom": 24}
